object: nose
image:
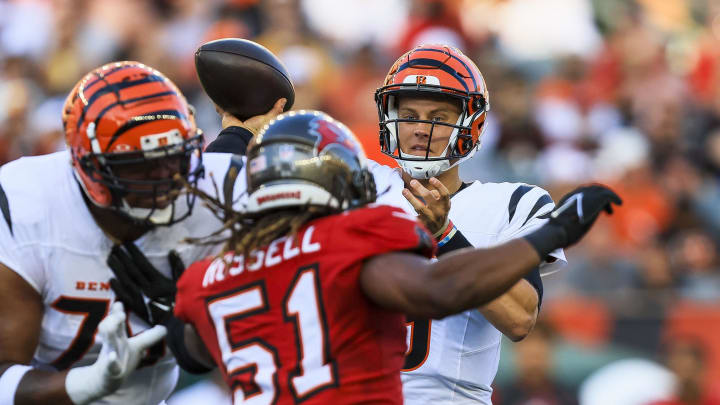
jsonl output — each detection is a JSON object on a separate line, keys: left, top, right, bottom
{"left": 413, "top": 121, "right": 433, "bottom": 138}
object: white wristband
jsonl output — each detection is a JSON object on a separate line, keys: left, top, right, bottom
{"left": 0, "top": 364, "right": 32, "bottom": 405}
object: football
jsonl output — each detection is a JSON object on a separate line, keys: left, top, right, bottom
{"left": 195, "top": 38, "right": 295, "bottom": 121}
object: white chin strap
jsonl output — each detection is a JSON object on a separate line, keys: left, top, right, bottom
{"left": 246, "top": 182, "right": 343, "bottom": 214}
{"left": 397, "top": 159, "right": 450, "bottom": 179}
{"left": 120, "top": 200, "right": 175, "bottom": 225}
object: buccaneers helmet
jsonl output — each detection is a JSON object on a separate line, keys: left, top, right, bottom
{"left": 245, "top": 110, "right": 376, "bottom": 214}
{"left": 63, "top": 61, "right": 204, "bottom": 225}
{"left": 375, "top": 44, "right": 489, "bottom": 178}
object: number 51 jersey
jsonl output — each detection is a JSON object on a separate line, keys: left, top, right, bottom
{"left": 175, "top": 204, "right": 435, "bottom": 405}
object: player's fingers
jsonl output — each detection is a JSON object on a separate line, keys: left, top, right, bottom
{"left": 428, "top": 177, "right": 450, "bottom": 198}
{"left": 402, "top": 188, "right": 427, "bottom": 213}
{"left": 105, "top": 350, "right": 122, "bottom": 376}
{"left": 168, "top": 250, "right": 186, "bottom": 281}
{"left": 129, "top": 325, "right": 167, "bottom": 351}
{"left": 99, "top": 303, "right": 126, "bottom": 345}
{"left": 271, "top": 98, "right": 287, "bottom": 115}
{"left": 429, "top": 190, "right": 441, "bottom": 201}
{"left": 408, "top": 179, "right": 433, "bottom": 201}
{"left": 111, "top": 245, "right": 147, "bottom": 286}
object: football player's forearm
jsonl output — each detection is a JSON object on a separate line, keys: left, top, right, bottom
{"left": 424, "top": 239, "right": 541, "bottom": 318}
{"left": 3, "top": 366, "right": 74, "bottom": 405}
{"left": 479, "top": 280, "right": 538, "bottom": 341}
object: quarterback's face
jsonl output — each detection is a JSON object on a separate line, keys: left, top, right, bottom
{"left": 396, "top": 96, "right": 462, "bottom": 158}
{"left": 109, "top": 154, "right": 185, "bottom": 209}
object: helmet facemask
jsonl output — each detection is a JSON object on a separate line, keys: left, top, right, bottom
{"left": 75, "top": 126, "right": 204, "bottom": 226}
{"left": 64, "top": 61, "right": 206, "bottom": 227}
{"left": 375, "top": 44, "right": 490, "bottom": 179}
{"left": 376, "top": 86, "right": 486, "bottom": 179}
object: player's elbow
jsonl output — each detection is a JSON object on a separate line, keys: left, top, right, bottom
{"left": 504, "top": 313, "right": 536, "bottom": 342}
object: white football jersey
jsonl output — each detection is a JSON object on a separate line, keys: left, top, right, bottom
{"left": 383, "top": 179, "right": 567, "bottom": 404}
{"left": 0, "top": 151, "right": 246, "bottom": 405}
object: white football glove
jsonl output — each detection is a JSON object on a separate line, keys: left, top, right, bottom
{"left": 64, "top": 302, "right": 167, "bottom": 404}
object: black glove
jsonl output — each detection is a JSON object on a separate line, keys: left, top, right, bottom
{"left": 524, "top": 184, "right": 622, "bottom": 258}
{"left": 107, "top": 242, "right": 186, "bottom": 325}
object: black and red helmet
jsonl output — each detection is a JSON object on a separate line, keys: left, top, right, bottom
{"left": 246, "top": 110, "right": 376, "bottom": 214}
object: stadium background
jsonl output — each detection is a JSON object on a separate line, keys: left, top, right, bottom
{"left": 2, "top": 0, "right": 720, "bottom": 403}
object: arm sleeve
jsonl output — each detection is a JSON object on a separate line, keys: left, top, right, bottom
{"left": 204, "top": 126, "right": 255, "bottom": 155}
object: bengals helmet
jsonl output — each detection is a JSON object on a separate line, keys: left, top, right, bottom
{"left": 375, "top": 44, "right": 489, "bottom": 178}
{"left": 245, "top": 110, "right": 376, "bottom": 214}
{"left": 63, "top": 61, "right": 204, "bottom": 225}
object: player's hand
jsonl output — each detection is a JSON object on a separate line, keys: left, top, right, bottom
{"left": 107, "top": 243, "right": 186, "bottom": 325}
{"left": 402, "top": 177, "right": 451, "bottom": 237}
{"left": 219, "top": 98, "right": 287, "bottom": 134}
{"left": 64, "top": 302, "right": 167, "bottom": 404}
{"left": 548, "top": 184, "right": 622, "bottom": 246}
{"left": 524, "top": 184, "right": 621, "bottom": 258}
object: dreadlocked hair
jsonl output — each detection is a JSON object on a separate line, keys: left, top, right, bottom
{"left": 178, "top": 165, "right": 335, "bottom": 258}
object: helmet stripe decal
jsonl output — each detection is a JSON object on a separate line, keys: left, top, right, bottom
{"left": 414, "top": 47, "right": 478, "bottom": 90}
{"left": 106, "top": 109, "right": 187, "bottom": 151}
{"left": 397, "top": 58, "right": 470, "bottom": 92}
{"left": 81, "top": 64, "right": 139, "bottom": 94}
{"left": 92, "top": 90, "right": 178, "bottom": 129}
{"left": 77, "top": 74, "right": 168, "bottom": 130}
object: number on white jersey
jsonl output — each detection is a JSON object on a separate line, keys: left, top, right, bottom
{"left": 403, "top": 317, "right": 431, "bottom": 371}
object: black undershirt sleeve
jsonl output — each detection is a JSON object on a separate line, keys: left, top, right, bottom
{"left": 204, "top": 126, "right": 254, "bottom": 155}
{"left": 436, "top": 229, "right": 544, "bottom": 309}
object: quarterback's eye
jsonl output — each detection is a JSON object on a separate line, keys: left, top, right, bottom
{"left": 399, "top": 113, "right": 418, "bottom": 120}
{"left": 432, "top": 114, "right": 452, "bottom": 123}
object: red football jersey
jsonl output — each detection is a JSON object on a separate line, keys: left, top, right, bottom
{"left": 175, "top": 204, "right": 435, "bottom": 404}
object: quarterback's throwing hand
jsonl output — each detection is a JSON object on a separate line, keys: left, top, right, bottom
{"left": 403, "top": 177, "right": 451, "bottom": 236}
{"left": 64, "top": 302, "right": 167, "bottom": 404}
{"left": 524, "top": 184, "right": 622, "bottom": 258}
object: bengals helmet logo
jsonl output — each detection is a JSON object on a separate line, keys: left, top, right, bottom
{"left": 416, "top": 75, "right": 427, "bottom": 85}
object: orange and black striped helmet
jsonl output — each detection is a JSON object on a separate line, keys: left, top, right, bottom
{"left": 62, "top": 61, "right": 204, "bottom": 225}
{"left": 375, "top": 44, "right": 489, "bottom": 179}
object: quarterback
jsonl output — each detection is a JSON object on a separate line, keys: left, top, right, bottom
{"left": 0, "top": 62, "right": 281, "bottom": 405}
{"left": 374, "top": 44, "right": 564, "bottom": 404}
{"left": 171, "top": 110, "right": 620, "bottom": 404}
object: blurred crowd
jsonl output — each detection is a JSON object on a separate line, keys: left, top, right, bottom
{"left": 3, "top": 0, "right": 720, "bottom": 403}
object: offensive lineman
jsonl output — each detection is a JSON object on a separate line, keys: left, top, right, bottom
{"left": 0, "top": 62, "right": 282, "bottom": 404}
{"left": 374, "top": 44, "right": 564, "bottom": 404}
{"left": 170, "top": 110, "right": 620, "bottom": 404}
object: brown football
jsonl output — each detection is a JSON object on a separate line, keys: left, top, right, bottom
{"left": 195, "top": 38, "right": 295, "bottom": 121}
